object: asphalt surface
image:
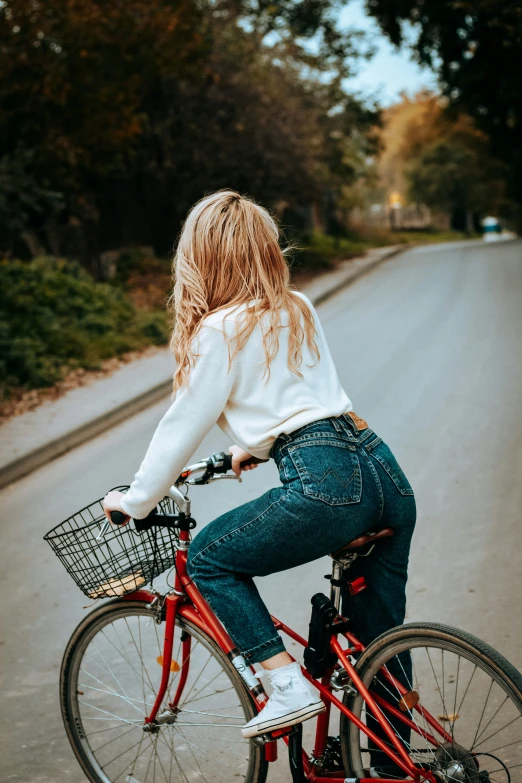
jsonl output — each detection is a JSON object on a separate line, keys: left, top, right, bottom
{"left": 1, "top": 239, "right": 521, "bottom": 782}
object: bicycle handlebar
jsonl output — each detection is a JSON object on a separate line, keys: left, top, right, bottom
{"left": 110, "top": 511, "right": 128, "bottom": 526}
{"left": 174, "top": 450, "right": 268, "bottom": 485}
{"left": 109, "top": 450, "right": 268, "bottom": 528}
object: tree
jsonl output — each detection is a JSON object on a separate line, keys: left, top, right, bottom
{"left": 0, "top": 0, "right": 378, "bottom": 269}
{"left": 378, "top": 92, "right": 508, "bottom": 230}
{"left": 407, "top": 137, "right": 506, "bottom": 232}
{"left": 364, "top": 0, "right": 522, "bottom": 215}
{"left": 0, "top": 0, "right": 208, "bottom": 269}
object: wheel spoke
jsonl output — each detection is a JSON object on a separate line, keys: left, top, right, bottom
{"left": 79, "top": 700, "right": 143, "bottom": 724}
{"left": 470, "top": 676, "right": 494, "bottom": 749}
{"left": 473, "top": 694, "right": 509, "bottom": 747}
{"left": 177, "top": 707, "right": 244, "bottom": 720}
{"left": 425, "top": 647, "right": 447, "bottom": 723}
{"left": 79, "top": 679, "right": 148, "bottom": 714}
{"left": 101, "top": 734, "right": 151, "bottom": 773}
{"left": 124, "top": 615, "right": 157, "bottom": 695}
{"left": 178, "top": 649, "right": 213, "bottom": 706}
{"left": 450, "top": 654, "right": 460, "bottom": 742}
{"left": 344, "top": 630, "right": 522, "bottom": 783}
{"left": 92, "top": 724, "right": 136, "bottom": 753}
{"left": 173, "top": 728, "right": 241, "bottom": 781}
{"left": 67, "top": 607, "right": 257, "bottom": 783}
{"left": 111, "top": 735, "right": 149, "bottom": 783}
{"left": 472, "top": 712, "right": 521, "bottom": 749}
{"left": 158, "top": 730, "right": 208, "bottom": 782}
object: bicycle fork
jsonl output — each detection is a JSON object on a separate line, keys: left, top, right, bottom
{"left": 144, "top": 585, "right": 267, "bottom": 729}
{"left": 144, "top": 593, "right": 181, "bottom": 727}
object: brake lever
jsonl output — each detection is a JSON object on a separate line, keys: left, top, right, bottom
{"left": 96, "top": 519, "right": 110, "bottom": 541}
{"left": 207, "top": 474, "right": 242, "bottom": 483}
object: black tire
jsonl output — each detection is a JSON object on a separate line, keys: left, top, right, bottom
{"left": 339, "top": 622, "right": 522, "bottom": 780}
{"left": 61, "top": 599, "right": 269, "bottom": 783}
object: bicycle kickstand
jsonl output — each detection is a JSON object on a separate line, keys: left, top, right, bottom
{"left": 288, "top": 724, "right": 306, "bottom": 783}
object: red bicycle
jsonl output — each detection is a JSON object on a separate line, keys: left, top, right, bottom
{"left": 45, "top": 451, "right": 522, "bottom": 783}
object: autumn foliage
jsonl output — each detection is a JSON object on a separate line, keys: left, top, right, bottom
{"left": 0, "top": 0, "right": 378, "bottom": 271}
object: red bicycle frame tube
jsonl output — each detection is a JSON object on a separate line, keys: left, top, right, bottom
{"left": 380, "top": 665, "right": 453, "bottom": 744}
{"left": 125, "top": 542, "right": 445, "bottom": 782}
{"left": 169, "top": 624, "right": 191, "bottom": 710}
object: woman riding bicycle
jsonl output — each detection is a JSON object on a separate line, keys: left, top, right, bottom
{"left": 103, "top": 189, "right": 417, "bottom": 742}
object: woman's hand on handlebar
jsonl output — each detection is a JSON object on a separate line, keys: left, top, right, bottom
{"left": 228, "top": 445, "right": 266, "bottom": 477}
{"left": 102, "top": 490, "right": 131, "bottom": 526}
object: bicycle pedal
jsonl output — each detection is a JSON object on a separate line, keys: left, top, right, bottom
{"left": 268, "top": 725, "right": 300, "bottom": 740}
{"left": 252, "top": 724, "right": 300, "bottom": 745}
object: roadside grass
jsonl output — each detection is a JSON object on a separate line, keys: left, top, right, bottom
{"left": 393, "top": 229, "right": 480, "bottom": 245}
{"left": 0, "top": 257, "right": 169, "bottom": 409}
{"left": 289, "top": 228, "right": 474, "bottom": 277}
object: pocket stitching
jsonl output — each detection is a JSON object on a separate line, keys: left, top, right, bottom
{"left": 288, "top": 444, "right": 362, "bottom": 506}
{"left": 364, "top": 435, "right": 383, "bottom": 451}
{"left": 288, "top": 438, "right": 356, "bottom": 451}
{"left": 365, "top": 443, "right": 414, "bottom": 496}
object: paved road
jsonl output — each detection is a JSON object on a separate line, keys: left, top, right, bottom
{"left": 1, "top": 239, "right": 521, "bottom": 782}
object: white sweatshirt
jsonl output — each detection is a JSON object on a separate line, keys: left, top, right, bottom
{"left": 120, "top": 291, "right": 352, "bottom": 519}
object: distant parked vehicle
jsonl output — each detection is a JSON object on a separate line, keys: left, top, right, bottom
{"left": 482, "top": 215, "right": 501, "bottom": 241}
{"left": 482, "top": 216, "right": 516, "bottom": 242}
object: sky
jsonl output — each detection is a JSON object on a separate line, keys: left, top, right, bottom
{"left": 339, "top": 0, "right": 437, "bottom": 105}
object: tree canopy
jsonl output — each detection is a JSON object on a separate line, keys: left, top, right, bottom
{"left": 0, "top": 0, "right": 378, "bottom": 271}
{"left": 379, "top": 92, "right": 508, "bottom": 230}
{"left": 365, "top": 0, "right": 522, "bottom": 215}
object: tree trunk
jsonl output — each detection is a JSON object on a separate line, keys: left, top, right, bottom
{"left": 20, "top": 230, "right": 45, "bottom": 257}
{"left": 465, "top": 210, "right": 474, "bottom": 236}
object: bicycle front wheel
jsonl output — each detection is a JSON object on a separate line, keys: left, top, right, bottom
{"left": 61, "top": 599, "right": 268, "bottom": 783}
{"left": 339, "top": 623, "right": 522, "bottom": 781}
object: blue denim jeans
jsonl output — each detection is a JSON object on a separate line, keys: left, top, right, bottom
{"left": 187, "top": 413, "right": 417, "bottom": 666}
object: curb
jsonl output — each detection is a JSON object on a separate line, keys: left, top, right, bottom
{"left": 310, "top": 244, "right": 406, "bottom": 307}
{"left": 0, "top": 244, "right": 404, "bottom": 489}
{"left": 0, "top": 379, "right": 173, "bottom": 490}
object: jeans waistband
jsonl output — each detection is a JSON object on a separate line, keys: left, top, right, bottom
{"left": 270, "top": 411, "right": 371, "bottom": 461}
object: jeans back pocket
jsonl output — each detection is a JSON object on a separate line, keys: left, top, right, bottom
{"left": 287, "top": 438, "right": 362, "bottom": 505}
{"left": 365, "top": 437, "right": 414, "bottom": 496}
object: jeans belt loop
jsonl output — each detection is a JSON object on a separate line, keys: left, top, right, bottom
{"left": 274, "top": 432, "right": 292, "bottom": 457}
{"left": 330, "top": 415, "right": 344, "bottom": 432}
{"left": 271, "top": 432, "right": 290, "bottom": 461}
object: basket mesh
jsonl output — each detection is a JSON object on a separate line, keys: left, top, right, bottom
{"left": 43, "top": 487, "right": 179, "bottom": 598}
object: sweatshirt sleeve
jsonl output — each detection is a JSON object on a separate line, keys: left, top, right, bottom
{"left": 120, "top": 323, "right": 235, "bottom": 520}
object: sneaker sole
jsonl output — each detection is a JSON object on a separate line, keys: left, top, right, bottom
{"left": 241, "top": 701, "right": 326, "bottom": 738}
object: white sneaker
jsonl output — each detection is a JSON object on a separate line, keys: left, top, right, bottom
{"left": 241, "top": 661, "right": 326, "bottom": 738}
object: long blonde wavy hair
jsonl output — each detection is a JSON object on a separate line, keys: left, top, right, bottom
{"left": 170, "top": 189, "right": 320, "bottom": 393}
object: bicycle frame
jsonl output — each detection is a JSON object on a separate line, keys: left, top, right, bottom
{"left": 123, "top": 526, "right": 451, "bottom": 783}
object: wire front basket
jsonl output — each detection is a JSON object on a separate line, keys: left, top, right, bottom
{"left": 44, "top": 487, "right": 179, "bottom": 599}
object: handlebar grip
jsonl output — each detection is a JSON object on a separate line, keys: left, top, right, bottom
{"left": 239, "top": 456, "right": 268, "bottom": 468}
{"left": 110, "top": 510, "right": 128, "bottom": 526}
{"left": 222, "top": 453, "right": 268, "bottom": 471}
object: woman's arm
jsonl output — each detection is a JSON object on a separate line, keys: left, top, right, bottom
{"left": 117, "top": 324, "right": 236, "bottom": 520}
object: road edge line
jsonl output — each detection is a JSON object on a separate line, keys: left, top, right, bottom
{"left": 0, "top": 379, "right": 172, "bottom": 489}
{"left": 311, "top": 244, "right": 407, "bottom": 307}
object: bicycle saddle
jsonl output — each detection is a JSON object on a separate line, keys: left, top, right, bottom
{"left": 329, "top": 527, "right": 394, "bottom": 559}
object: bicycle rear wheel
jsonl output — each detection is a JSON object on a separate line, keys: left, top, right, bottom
{"left": 339, "top": 623, "right": 522, "bottom": 781}
{"left": 61, "top": 599, "right": 268, "bottom": 783}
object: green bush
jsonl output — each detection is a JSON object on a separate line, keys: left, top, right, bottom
{"left": 290, "top": 232, "right": 370, "bottom": 273}
{"left": 114, "top": 246, "right": 171, "bottom": 283}
{"left": 0, "top": 257, "right": 169, "bottom": 396}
